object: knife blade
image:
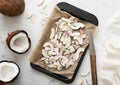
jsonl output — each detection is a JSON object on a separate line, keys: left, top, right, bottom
{"left": 88, "top": 31, "right": 98, "bottom": 85}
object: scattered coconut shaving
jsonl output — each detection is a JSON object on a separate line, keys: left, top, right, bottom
{"left": 40, "top": 10, "right": 48, "bottom": 16}
{"left": 42, "top": 3, "right": 47, "bottom": 10}
{"left": 26, "top": 13, "right": 33, "bottom": 19}
{"left": 80, "top": 72, "right": 90, "bottom": 77}
{"left": 40, "top": 15, "right": 49, "bottom": 25}
{"left": 26, "top": 0, "right": 48, "bottom": 25}
{"left": 38, "top": 0, "right": 48, "bottom": 25}
{"left": 37, "top": 0, "right": 44, "bottom": 6}
{"left": 31, "top": 15, "right": 37, "bottom": 23}
{"left": 26, "top": 13, "right": 37, "bottom": 24}
{"left": 86, "top": 79, "right": 90, "bottom": 85}
{"left": 41, "top": 17, "right": 48, "bottom": 22}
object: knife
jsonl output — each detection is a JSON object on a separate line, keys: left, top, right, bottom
{"left": 88, "top": 31, "right": 98, "bottom": 85}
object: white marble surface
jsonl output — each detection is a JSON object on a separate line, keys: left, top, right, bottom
{"left": 0, "top": 0, "right": 120, "bottom": 85}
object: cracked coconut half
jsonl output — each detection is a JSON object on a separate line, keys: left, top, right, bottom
{"left": 6, "top": 30, "right": 31, "bottom": 54}
{"left": 0, "top": 61, "right": 20, "bottom": 83}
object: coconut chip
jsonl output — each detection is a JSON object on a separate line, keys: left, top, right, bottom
{"left": 31, "top": 15, "right": 37, "bottom": 23}
{"left": 37, "top": 0, "right": 44, "bottom": 6}
{"left": 26, "top": 13, "right": 33, "bottom": 19}
{"left": 80, "top": 72, "right": 90, "bottom": 77}
{"left": 42, "top": 3, "right": 47, "bottom": 10}
{"left": 41, "top": 16, "right": 86, "bottom": 70}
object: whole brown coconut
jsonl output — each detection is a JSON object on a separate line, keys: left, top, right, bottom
{"left": 0, "top": 0, "right": 25, "bottom": 16}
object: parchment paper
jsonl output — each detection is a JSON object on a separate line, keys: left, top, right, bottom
{"left": 29, "top": 6, "right": 97, "bottom": 79}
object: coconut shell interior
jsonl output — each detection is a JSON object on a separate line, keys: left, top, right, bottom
{"left": 0, "top": 60, "right": 20, "bottom": 83}
{"left": 29, "top": 6, "right": 97, "bottom": 79}
{"left": 6, "top": 30, "right": 31, "bottom": 54}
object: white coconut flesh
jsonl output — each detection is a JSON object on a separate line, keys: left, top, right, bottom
{"left": 10, "top": 32, "right": 29, "bottom": 53}
{"left": 0, "top": 62, "right": 19, "bottom": 82}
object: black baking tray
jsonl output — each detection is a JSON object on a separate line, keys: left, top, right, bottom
{"left": 30, "top": 2, "right": 98, "bottom": 84}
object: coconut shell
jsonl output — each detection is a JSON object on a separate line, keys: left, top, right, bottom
{"left": 0, "top": 0, "right": 25, "bottom": 16}
{"left": 6, "top": 30, "right": 31, "bottom": 54}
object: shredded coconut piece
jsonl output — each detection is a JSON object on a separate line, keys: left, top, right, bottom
{"left": 26, "top": 13, "right": 33, "bottom": 19}
{"left": 41, "top": 17, "right": 86, "bottom": 70}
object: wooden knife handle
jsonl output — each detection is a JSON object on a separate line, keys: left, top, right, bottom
{"left": 90, "top": 53, "right": 98, "bottom": 85}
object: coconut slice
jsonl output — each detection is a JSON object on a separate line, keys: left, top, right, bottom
{"left": 6, "top": 30, "right": 31, "bottom": 54}
{"left": 0, "top": 61, "right": 20, "bottom": 83}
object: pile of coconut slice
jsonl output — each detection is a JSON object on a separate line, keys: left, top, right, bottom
{"left": 41, "top": 16, "right": 87, "bottom": 70}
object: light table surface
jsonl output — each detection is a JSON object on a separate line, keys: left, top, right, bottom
{"left": 0, "top": 0, "right": 120, "bottom": 85}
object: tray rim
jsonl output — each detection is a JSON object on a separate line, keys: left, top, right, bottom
{"left": 30, "top": 2, "right": 98, "bottom": 84}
